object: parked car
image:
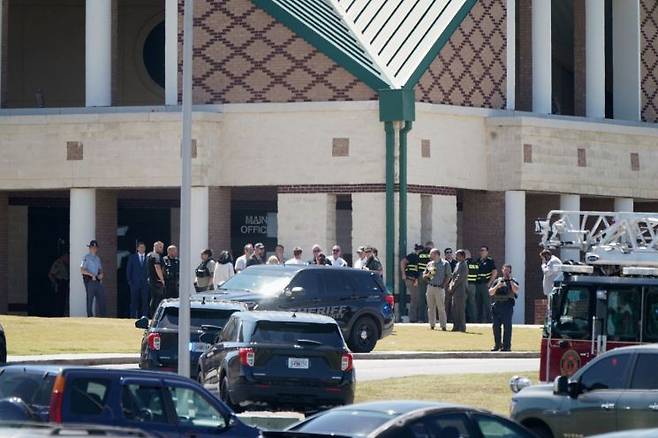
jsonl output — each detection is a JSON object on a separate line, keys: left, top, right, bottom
{"left": 212, "top": 265, "right": 394, "bottom": 352}
{"left": 0, "top": 422, "right": 151, "bottom": 437}
{"left": 263, "top": 400, "right": 535, "bottom": 438}
{"left": 136, "top": 297, "right": 246, "bottom": 378}
{"left": 511, "top": 344, "right": 658, "bottom": 438}
{"left": 0, "top": 365, "right": 260, "bottom": 438}
{"left": 0, "top": 323, "right": 6, "bottom": 364}
{"left": 0, "top": 365, "right": 60, "bottom": 421}
{"left": 198, "top": 311, "right": 355, "bottom": 412}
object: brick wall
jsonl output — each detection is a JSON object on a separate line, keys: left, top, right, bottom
{"left": 95, "top": 190, "right": 117, "bottom": 317}
{"left": 516, "top": 0, "right": 532, "bottom": 111}
{"left": 534, "top": 298, "right": 548, "bottom": 325}
{"left": 208, "top": 187, "right": 231, "bottom": 253}
{"left": 641, "top": 0, "right": 658, "bottom": 123}
{"left": 277, "top": 184, "right": 457, "bottom": 196}
{"left": 188, "top": 0, "right": 377, "bottom": 104}
{"left": 416, "top": 0, "right": 507, "bottom": 109}
{"left": 461, "top": 190, "right": 505, "bottom": 263}
{"left": 0, "top": 193, "right": 7, "bottom": 313}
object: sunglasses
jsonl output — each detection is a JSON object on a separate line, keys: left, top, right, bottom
{"left": 332, "top": 249, "right": 340, "bottom": 252}
{"left": 313, "top": 249, "right": 321, "bottom": 253}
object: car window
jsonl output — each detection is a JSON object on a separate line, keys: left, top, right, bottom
{"left": 121, "top": 384, "right": 168, "bottom": 424}
{"left": 69, "top": 378, "right": 111, "bottom": 417}
{"left": 218, "top": 268, "right": 295, "bottom": 295}
{"left": 643, "top": 288, "right": 658, "bottom": 342}
{"left": 294, "top": 410, "right": 394, "bottom": 435}
{"left": 322, "top": 271, "right": 356, "bottom": 299}
{"left": 353, "top": 272, "right": 385, "bottom": 294}
{"left": 158, "top": 308, "right": 238, "bottom": 330}
{"left": 579, "top": 354, "right": 631, "bottom": 391}
{"left": 167, "top": 386, "right": 226, "bottom": 429}
{"left": 473, "top": 414, "right": 528, "bottom": 438}
{"left": 289, "top": 270, "right": 324, "bottom": 298}
{"left": 420, "top": 413, "right": 472, "bottom": 437}
{"left": 221, "top": 316, "right": 237, "bottom": 342}
{"left": 251, "top": 321, "right": 344, "bottom": 348}
{"left": 554, "top": 287, "right": 591, "bottom": 340}
{"left": 606, "top": 288, "right": 641, "bottom": 342}
{"left": 630, "top": 353, "right": 658, "bottom": 390}
{"left": 0, "top": 370, "right": 55, "bottom": 406}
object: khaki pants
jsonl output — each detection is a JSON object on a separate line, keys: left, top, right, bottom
{"left": 426, "top": 285, "right": 447, "bottom": 329}
{"left": 405, "top": 278, "right": 420, "bottom": 322}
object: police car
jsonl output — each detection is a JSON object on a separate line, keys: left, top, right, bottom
{"left": 211, "top": 265, "right": 394, "bottom": 352}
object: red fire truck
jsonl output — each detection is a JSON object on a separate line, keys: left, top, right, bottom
{"left": 537, "top": 210, "right": 658, "bottom": 381}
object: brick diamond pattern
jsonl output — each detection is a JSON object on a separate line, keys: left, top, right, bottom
{"left": 189, "top": 0, "right": 377, "bottom": 104}
{"left": 641, "top": 0, "right": 658, "bottom": 123}
{"left": 415, "top": 0, "right": 507, "bottom": 109}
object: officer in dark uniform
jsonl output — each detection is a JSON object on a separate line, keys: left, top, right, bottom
{"left": 488, "top": 264, "right": 518, "bottom": 351}
{"left": 416, "top": 241, "right": 433, "bottom": 323}
{"left": 465, "top": 250, "right": 479, "bottom": 323}
{"left": 400, "top": 244, "right": 423, "bottom": 322}
{"left": 163, "top": 245, "right": 180, "bottom": 299}
{"left": 476, "top": 245, "right": 497, "bottom": 323}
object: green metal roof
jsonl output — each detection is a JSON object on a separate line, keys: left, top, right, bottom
{"left": 251, "top": 0, "right": 477, "bottom": 91}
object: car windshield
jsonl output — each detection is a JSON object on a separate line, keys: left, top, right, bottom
{"left": 159, "top": 308, "right": 238, "bottom": 330}
{"left": 0, "top": 370, "right": 56, "bottom": 406}
{"left": 217, "top": 268, "right": 295, "bottom": 296}
{"left": 294, "top": 410, "right": 394, "bottom": 436}
{"left": 252, "top": 321, "right": 344, "bottom": 348}
{"left": 551, "top": 286, "right": 591, "bottom": 339}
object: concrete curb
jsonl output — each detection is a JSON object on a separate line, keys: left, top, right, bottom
{"left": 7, "top": 351, "right": 539, "bottom": 366}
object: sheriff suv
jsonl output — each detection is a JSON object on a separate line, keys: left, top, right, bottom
{"left": 511, "top": 344, "right": 658, "bottom": 438}
{"left": 212, "top": 265, "right": 394, "bottom": 352}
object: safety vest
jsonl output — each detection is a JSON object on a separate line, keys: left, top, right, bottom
{"left": 404, "top": 260, "right": 418, "bottom": 276}
{"left": 477, "top": 257, "right": 496, "bottom": 283}
{"left": 467, "top": 259, "right": 479, "bottom": 283}
{"left": 417, "top": 251, "right": 431, "bottom": 273}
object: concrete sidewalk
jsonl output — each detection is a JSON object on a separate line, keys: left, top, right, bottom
{"left": 7, "top": 350, "right": 539, "bottom": 366}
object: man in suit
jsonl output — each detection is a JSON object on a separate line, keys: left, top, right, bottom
{"left": 449, "top": 249, "right": 469, "bottom": 332}
{"left": 126, "top": 241, "right": 149, "bottom": 318}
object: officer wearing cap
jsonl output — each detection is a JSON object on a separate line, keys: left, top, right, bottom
{"left": 488, "top": 264, "right": 518, "bottom": 351}
{"left": 400, "top": 244, "right": 423, "bottom": 322}
{"left": 80, "top": 240, "right": 106, "bottom": 317}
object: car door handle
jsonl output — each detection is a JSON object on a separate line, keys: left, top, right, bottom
{"left": 601, "top": 403, "right": 616, "bottom": 410}
{"left": 649, "top": 403, "right": 658, "bottom": 411}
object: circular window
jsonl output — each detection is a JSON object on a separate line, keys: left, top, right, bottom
{"left": 143, "top": 21, "right": 165, "bottom": 89}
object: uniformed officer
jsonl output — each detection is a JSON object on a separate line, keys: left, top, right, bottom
{"left": 476, "top": 245, "right": 497, "bottom": 323}
{"left": 416, "top": 241, "right": 434, "bottom": 323}
{"left": 488, "top": 264, "right": 518, "bottom": 351}
{"left": 400, "top": 244, "right": 423, "bottom": 322}
{"left": 80, "top": 240, "right": 106, "bottom": 317}
{"left": 163, "top": 245, "right": 180, "bottom": 299}
{"left": 465, "top": 249, "right": 479, "bottom": 323}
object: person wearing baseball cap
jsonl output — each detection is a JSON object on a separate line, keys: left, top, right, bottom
{"left": 80, "top": 240, "right": 106, "bottom": 317}
{"left": 353, "top": 246, "right": 367, "bottom": 269}
{"left": 247, "top": 242, "right": 265, "bottom": 267}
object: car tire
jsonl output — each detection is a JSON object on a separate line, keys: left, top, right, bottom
{"left": 220, "top": 376, "right": 242, "bottom": 413}
{"left": 526, "top": 422, "right": 553, "bottom": 438}
{"left": 348, "top": 317, "right": 378, "bottom": 353}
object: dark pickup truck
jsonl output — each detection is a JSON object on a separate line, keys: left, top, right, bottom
{"left": 0, "top": 365, "right": 259, "bottom": 438}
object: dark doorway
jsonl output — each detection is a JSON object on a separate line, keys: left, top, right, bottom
{"left": 27, "top": 206, "right": 69, "bottom": 316}
{"left": 117, "top": 207, "right": 171, "bottom": 318}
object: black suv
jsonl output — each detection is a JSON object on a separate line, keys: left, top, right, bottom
{"left": 211, "top": 265, "right": 394, "bottom": 352}
{"left": 136, "top": 297, "right": 246, "bottom": 379}
{"left": 198, "top": 311, "right": 355, "bottom": 412}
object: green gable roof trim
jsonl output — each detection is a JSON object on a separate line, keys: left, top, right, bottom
{"left": 250, "top": 0, "right": 477, "bottom": 92}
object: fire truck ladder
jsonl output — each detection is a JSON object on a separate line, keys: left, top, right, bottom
{"left": 536, "top": 210, "right": 658, "bottom": 267}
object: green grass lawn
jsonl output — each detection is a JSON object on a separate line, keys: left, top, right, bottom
{"left": 374, "top": 324, "right": 542, "bottom": 352}
{"left": 356, "top": 373, "right": 518, "bottom": 415}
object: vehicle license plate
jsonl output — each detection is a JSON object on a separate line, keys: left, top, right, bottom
{"left": 288, "top": 358, "right": 309, "bottom": 369}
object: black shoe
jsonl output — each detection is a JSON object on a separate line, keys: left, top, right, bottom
{"left": 491, "top": 346, "right": 501, "bottom": 352}
{"left": 501, "top": 347, "right": 511, "bottom": 352}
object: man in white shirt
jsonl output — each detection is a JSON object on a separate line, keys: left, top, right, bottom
{"left": 327, "top": 245, "right": 348, "bottom": 267}
{"left": 235, "top": 243, "right": 253, "bottom": 273}
{"left": 285, "top": 247, "right": 306, "bottom": 265}
{"left": 353, "top": 246, "right": 367, "bottom": 269}
{"left": 540, "top": 249, "right": 563, "bottom": 296}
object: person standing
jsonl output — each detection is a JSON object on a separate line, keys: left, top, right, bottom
{"left": 465, "top": 250, "right": 479, "bottom": 323}
{"left": 476, "top": 246, "right": 497, "bottom": 323}
{"left": 213, "top": 250, "right": 234, "bottom": 288}
{"left": 422, "top": 248, "right": 452, "bottom": 331}
{"left": 364, "top": 247, "right": 383, "bottom": 277}
{"left": 488, "top": 264, "right": 519, "bottom": 351}
{"left": 147, "top": 241, "right": 166, "bottom": 316}
{"left": 449, "top": 250, "right": 468, "bottom": 332}
{"left": 194, "top": 249, "right": 215, "bottom": 292}
{"left": 400, "top": 244, "right": 422, "bottom": 323}
{"left": 444, "top": 248, "right": 458, "bottom": 323}
{"left": 285, "top": 247, "right": 306, "bottom": 265}
{"left": 540, "top": 249, "right": 562, "bottom": 297}
{"left": 80, "top": 240, "right": 106, "bottom": 317}
{"left": 126, "top": 241, "right": 149, "bottom": 318}
{"left": 353, "top": 246, "right": 367, "bottom": 269}
{"left": 308, "top": 244, "right": 323, "bottom": 265}
{"left": 416, "top": 241, "right": 433, "bottom": 323}
{"left": 48, "top": 251, "right": 69, "bottom": 316}
{"left": 247, "top": 243, "right": 265, "bottom": 267}
{"left": 163, "top": 245, "right": 180, "bottom": 299}
{"left": 275, "top": 244, "right": 285, "bottom": 264}
{"left": 235, "top": 244, "right": 253, "bottom": 273}
{"left": 327, "top": 245, "right": 348, "bottom": 267}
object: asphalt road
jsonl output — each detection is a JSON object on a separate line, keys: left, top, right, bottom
{"left": 96, "top": 358, "right": 539, "bottom": 381}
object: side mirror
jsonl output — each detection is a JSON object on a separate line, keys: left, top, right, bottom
{"left": 135, "top": 316, "right": 149, "bottom": 330}
{"left": 291, "top": 286, "right": 304, "bottom": 295}
{"left": 553, "top": 375, "right": 569, "bottom": 395}
{"left": 567, "top": 380, "right": 582, "bottom": 399}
